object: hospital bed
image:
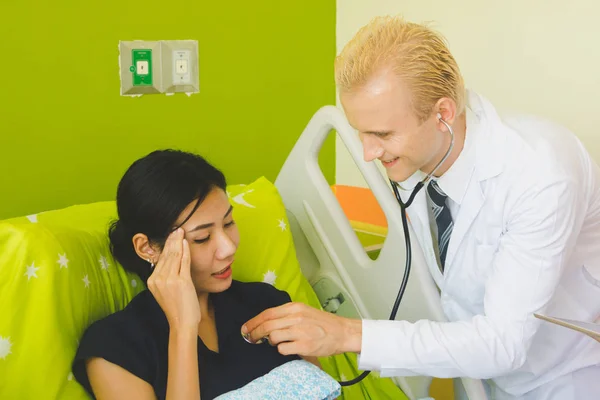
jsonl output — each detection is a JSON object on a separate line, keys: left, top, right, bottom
{"left": 275, "top": 106, "right": 490, "bottom": 400}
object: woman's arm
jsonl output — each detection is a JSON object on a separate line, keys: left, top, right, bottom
{"left": 86, "top": 358, "right": 157, "bottom": 400}
{"left": 85, "top": 329, "right": 200, "bottom": 400}
{"left": 83, "top": 231, "right": 203, "bottom": 399}
{"left": 166, "top": 327, "right": 200, "bottom": 399}
{"left": 149, "top": 230, "right": 202, "bottom": 399}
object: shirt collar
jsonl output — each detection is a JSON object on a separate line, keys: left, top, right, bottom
{"left": 434, "top": 106, "right": 479, "bottom": 205}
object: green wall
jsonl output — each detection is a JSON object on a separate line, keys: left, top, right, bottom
{"left": 0, "top": 1, "right": 336, "bottom": 220}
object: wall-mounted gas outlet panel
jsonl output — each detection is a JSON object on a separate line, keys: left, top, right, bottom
{"left": 119, "top": 41, "right": 162, "bottom": 96}
{"left": 119, "top": 40, "right": 199, "bottom": 96}
{"left": 162, "top": 40, "right": 199, "bottom": 95}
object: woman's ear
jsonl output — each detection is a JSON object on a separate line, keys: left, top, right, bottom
{"left": 132, "top": 233, "right": 158, "bottom": 264}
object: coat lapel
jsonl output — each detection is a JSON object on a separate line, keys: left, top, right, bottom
{"left": 443, "top": 90, "right": 507, "bottom": 270}
{"left": 444, "top": 169, "right": 482, "bottom": 269}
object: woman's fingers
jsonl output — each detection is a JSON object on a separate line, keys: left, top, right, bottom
{"left": 145, "top": 228, "right": 201, "bottom": 331}
{"left": 180, "top": 238, "right": 192, "bottom": 279}
{"left": 151, "top": 231, "right": 172, "bottom": 277}
{"left": 167, "top": 229, "right": 183, "bottom": 278}
{"left": 152, "top": 228, "right": 183, "bottom": 278}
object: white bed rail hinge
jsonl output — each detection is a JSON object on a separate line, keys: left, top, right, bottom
{"left": 322, "top": 293, "right": 345, "bottom": 313}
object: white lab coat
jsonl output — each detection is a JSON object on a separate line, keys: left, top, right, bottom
{"left": 358, "top": 91, "right": 600, "bottom": 399}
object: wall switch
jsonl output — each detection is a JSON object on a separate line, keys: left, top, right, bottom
{"left": 119, "top": 41, "right": 162, "bottom": 95}
{"left": 162, "top": 40, "right": 199, "bottom": 94}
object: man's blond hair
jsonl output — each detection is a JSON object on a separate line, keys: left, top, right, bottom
{"left": 335, "top": 15, "right": 466, "bottom": 122}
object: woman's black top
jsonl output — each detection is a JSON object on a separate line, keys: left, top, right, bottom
{"left": 73, "top": 281, "right": 300, "bottom": 399}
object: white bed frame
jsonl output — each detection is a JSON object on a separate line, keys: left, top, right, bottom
{"left": 274, "top": 106, "right": 490, "bottom": 400}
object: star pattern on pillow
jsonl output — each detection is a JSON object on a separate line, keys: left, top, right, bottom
{"left": 0, "top": 336, "right": 12, "bottom": 360}
{"left": 57, "top": 253, "right": 69, "bottom": 269}
{"left": 262, "top": 270, "right": 277, "bottom": 286}
{"left": 99, "top": 255, "right": 110, "bottom": 270}
{"left": 277, "top": 218, "right": 287, "bottom": 231}
{"left": 232, "top": 189, "right": 255, "bottom": 208}
{"left": 24, "top": 262, "right": 39, "bottom": 280}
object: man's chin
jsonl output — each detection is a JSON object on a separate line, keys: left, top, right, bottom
{"left": 385, "top": 168, "right": 415, "bottom": 184}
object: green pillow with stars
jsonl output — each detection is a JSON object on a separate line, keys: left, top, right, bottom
{"left": 0, "top": 177, "right": 405, "bottom": 400}
{"left": 0, "top": 200, "right": 144, "bottom": 399}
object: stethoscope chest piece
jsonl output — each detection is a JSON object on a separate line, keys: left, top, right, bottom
{"left": 241, "top": 331, "right": 270, "bottom": 345}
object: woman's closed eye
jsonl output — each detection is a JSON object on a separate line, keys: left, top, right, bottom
{"left": 194, "top": 236, "right": 210, "bottom": 244}
{"left": 193, "top": 221, "right": 235, "bottom": 244}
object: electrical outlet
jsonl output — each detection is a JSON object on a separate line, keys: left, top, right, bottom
{"left": 161, "top": 40, "right": 199, "bottom": 94}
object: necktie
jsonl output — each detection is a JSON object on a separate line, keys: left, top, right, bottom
{"left": 427, "top": 180, "right": 453, "bottom": 270}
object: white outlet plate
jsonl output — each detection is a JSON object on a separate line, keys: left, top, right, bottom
{"left": 161, "top": 40, "right": 199, "bottom": 94}
{"left": 173, "top": 50, "right": 191, "bottom": 84}
{"left": 118, "top": 41, "right": 163, "bottom": 96}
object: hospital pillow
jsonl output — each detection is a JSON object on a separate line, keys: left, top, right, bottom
{"left": 214, "top": 359, "right": 341, "bottom": 400}
{"left": 0, "top": 201, "right": 144, "bottom": 399}
{"left": 0, "top": 177, "right": 407, "bottom": 399}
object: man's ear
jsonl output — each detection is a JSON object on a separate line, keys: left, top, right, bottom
{"left": 434, "top": 97, "right": 458, "bottom": 130}
{"left": 132, "top": 233, "right": 158, "bottom": 264}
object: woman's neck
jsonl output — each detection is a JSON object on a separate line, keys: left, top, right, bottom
{"left": 198, "top": 292, "right": 211, "bottom": 317}
{"left": 196, "top": 291, "right": 219, "bottom": 352}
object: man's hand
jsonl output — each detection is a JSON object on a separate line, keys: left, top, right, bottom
{"left": 241, "top": 302, "right": 363, "bottom": 357}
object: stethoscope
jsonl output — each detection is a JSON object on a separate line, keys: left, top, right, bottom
{"left": 243, "top": 113, "right": 455, "bottom": 387}
{"left": 333, "top": 113, "right": 455, "bottom": 386}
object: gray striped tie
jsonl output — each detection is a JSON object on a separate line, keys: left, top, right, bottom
{"left": 427, "top": 180, "right": 453, "bottom": 271}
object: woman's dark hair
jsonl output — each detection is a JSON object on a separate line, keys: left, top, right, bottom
{"left": 108, "top": 149, "right": 227, "bottom": 282}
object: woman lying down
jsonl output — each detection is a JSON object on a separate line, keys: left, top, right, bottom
{"left": 72, "top": 150, "right": 321, "bottom": 399}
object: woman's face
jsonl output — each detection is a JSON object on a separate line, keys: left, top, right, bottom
{"left": 171, "top": 187, "right": 239, "bottom": 294}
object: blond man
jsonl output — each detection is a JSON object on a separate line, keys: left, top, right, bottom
{"left": 244, "top": 16, "right": 600, "bottom": 399}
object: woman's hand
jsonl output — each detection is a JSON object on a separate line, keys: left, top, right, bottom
{"left": 147, "top": 228, "right": 201, "bottom": 333}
